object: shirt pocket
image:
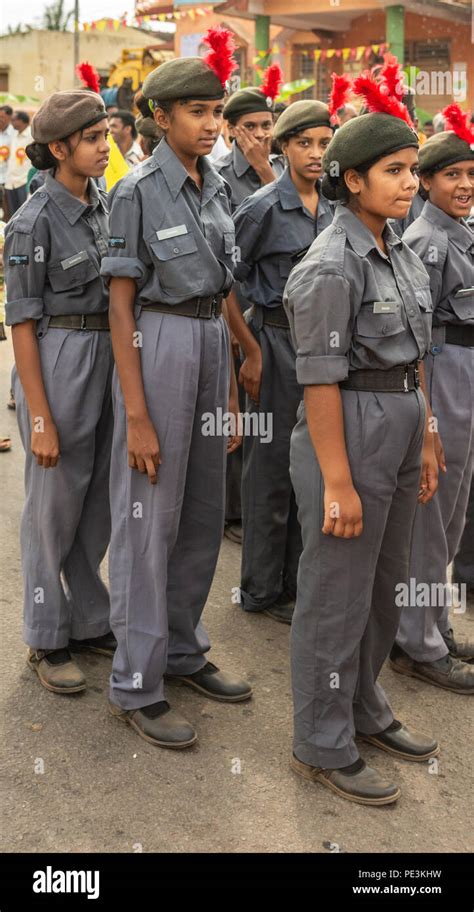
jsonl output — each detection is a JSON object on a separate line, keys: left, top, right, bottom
{"left": 447, "top": 287, "right": 474, "bottom": 323}
{"left": 355, "top": 303, "right": 405, "bottom": 338}
{"left": 148, "top": 229, "right": 204, "bottom": 296}
{"left": 47, "top": 255, "right": 99, "bottom": 296}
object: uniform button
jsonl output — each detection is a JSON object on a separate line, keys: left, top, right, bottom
{"left": 173, "top": 247, "right": 179, "bottom": 254}
{"left": 39, "top": 193, "right": 46, "bottom": 198}
{"left": 335, "top": 227, "right": 343, "bottom": 234}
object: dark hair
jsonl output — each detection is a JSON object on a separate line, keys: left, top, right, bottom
{"left": 26, "top": 142, "right": 56, "bottom": 169}
{"left": 274, "top": 102, "right": 287, "bottom": 115}
{"left": 424, "top": 119, "right": 433, "bottom": 127}
{"left": 110, "top": 109, "right": 137, "bottom": 139}
{"left": 26, "top": 128, "right": 85, "bottom": 170}
{"left": 0, "top": 105, "right": 13, "bottom": 116}
{"left": 14, "top": 110, "right": 30, "bottom": 125}
{"left": 134, "top": 90, "right": 151, "bottom": 119}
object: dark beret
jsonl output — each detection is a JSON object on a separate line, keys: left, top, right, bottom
{"left": 135, "top": 114, "right": 163, "bottom": 140}
{"left": 273, "top": 100, "right": 331, "bottom": 141}
{"left": 418, "top": 130, "right": 474, "bottom": 173}
{"left": 321, "top": 112, "right": 419, "bottom": 200}
{"left": 223, "top": 87, "right": 274, "bottom": 121}
{"left": 31, "top": 91, "right": 106, "bottom": 143}
{"left": 143, "top": 58, "right": 225, "bottom": 102}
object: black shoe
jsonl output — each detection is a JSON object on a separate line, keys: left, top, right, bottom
{"left": 442, "top": 627, "right": 474, "bottom": 662}
{"left": 109, "top": 699, "right": 197, "bottom": 749}
{"left": 357, "top": 719, "right": 439, "bottom": 762}
{"left": 165, "top": 661, "right": 252, "bottom": 702}
{"left": 290, "top": 754, "right": 400, "bottom": 806}
{"left": 69, "top": 631, "right": 117, "bottom": 658}
{"left": 224, "top": 523, "right": 243, "bottom": 544}
{"left": 390, "top": 643, "right": 474, "bottom": 694}
{"left": 263, "top": 591, "right": 295, "bottom": 625}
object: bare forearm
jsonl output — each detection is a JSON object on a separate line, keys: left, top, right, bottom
{"left": 12, "top": 321, "right": 53, "bottom": 421}
{"left": 109, "top": 277, "right": 148, "bottom": 421}
{"left": 304, "top": 384, "right": 353, "bottom": 488}
{"left": 227, "top": 288, "right": 259, "bottom": 357}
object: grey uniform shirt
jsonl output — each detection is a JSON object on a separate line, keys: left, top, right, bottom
{"left": 214, "top": 141, "right": 286, "bottom": 211}
{"left": 403, "top": 199, "right": 474, "bottom": 327}
{"left": 233, "top": 168, "right": 334, "bottom": 308}
{"left": 100, "top": 138, "right": 235, "bottom": 305}
{"left": 283, "top": 204, "right": 432, "bottom": 386}
{"left": 4, "top": 172, "right": 109, "bottom": 326}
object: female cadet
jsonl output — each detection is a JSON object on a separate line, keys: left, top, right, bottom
{"left": 101, "top": 28, "right": 252, "bottom": 751}
{"left": 392, "top": 106, "right": 474, "bottom": 693}
{"left": 227, "top": 97, "right": 339, "bottom": 624}
{"left": 215, "top": 64, "right": 286, "bottom": 545}
{"left": 4, "top": 91, "right": 115, "bottom": 694}
{"left": 283, "top": 70, "right": 440, "bottom": 806}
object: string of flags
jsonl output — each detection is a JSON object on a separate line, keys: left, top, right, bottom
{"left": 253, "top": 43, "right": 390, "bottom": 64}
{"left": 81, "top": 8, "right": 215, "bottom": 30}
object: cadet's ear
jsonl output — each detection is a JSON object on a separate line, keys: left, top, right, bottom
{"left": 344, "top": 168, "right": 362, "bottom": 196}
{"left": 419, "top": 173, "right": 432, "bottom": 194}
{"left": 153, "top": 107, "right": 171, "bottom": 132}
{"left": 48, "top": 140, "right": 68, "bottom": 163}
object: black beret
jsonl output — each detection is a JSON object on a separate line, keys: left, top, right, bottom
{"left": 31, "top": 91, "right": 107, "bottom": 143}
{"left": 223, "top": 87, "right": 274, "bottom": 121}
{"left": 321, "top": 112, "right": 418, "bottom": 200}
{"left": 418, "top": 130, "right": 474, "bottom": 173}
{"left": 273, "top": 100, "right": 331, "bottom": 141}
{"left": 143, "top": 58, "right": 225, "bottom": 102}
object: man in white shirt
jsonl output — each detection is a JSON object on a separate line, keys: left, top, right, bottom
{"left": 0, "top": 105, "right": 15, "bottom": 220}
{"left": 5, "top": 111, "right": 32, "bottom": 216}
{"left": 109, "top": 110, "right": 143, "bottom": 168}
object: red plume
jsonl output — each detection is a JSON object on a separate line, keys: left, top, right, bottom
{"left": 76, "top": 61, "right": 100, "bottom": 94}
{"left": 380, "top": 59, "right": 405, "bottom": 102}
{"left": 260, "top": 63, "right": 283, "bottom": 101}
{"left": 442, "top": 103, "right": 474, "bottom": 149}
{"left": 328, "top": 72, "right": 353, "bottom": 124}
{"left": 353, "top": 72, "right": 413, "bottom": 127}
{"left": 202, "top": 27, "right": 238, "bottom": 87}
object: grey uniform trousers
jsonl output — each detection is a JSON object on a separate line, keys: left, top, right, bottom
{"left": 13, "top": 327, "right": 114, "bottom": 649}
{"left": 108, "top": 309, "right": 230, "bottom": 711}
{"left": 240, "top": 314, "right": 302, "bottom": 611}
{"left": 396, "top": 341, "right": 474, "bottom": 662}
{"left": 290, "top": 387, "right": 425, "bottom": 769}
{"left": 453, "top": 475, "right": 474, "bottom": 588}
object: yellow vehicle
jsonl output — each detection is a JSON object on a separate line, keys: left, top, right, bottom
{"left": 102, "top": 46, "right": 174, "bottom": 111}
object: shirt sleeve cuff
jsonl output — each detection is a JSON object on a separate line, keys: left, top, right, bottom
{"left": 5, "top": 297, "right": 43, "bottom": 325}
{"left": 100, "top": 256, "right": 147, "bottom": 282}
{"left": 296, "top": 355, "right": 349, "bottom": 385}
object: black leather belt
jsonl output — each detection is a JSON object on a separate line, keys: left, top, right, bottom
{"left": 445, "top": 324, "right": 474, "bottom": 347}
{"left": 340, "top": 363, "right": 420, "bottom": 392}
{"left": 47, "top": 313, "right": 109, "bottom": 330}
{"left": 260, "top": 304, "right": 289, "bottom": 329}
{"left": 144, "top": 294, "right": 224, "bottom": 319}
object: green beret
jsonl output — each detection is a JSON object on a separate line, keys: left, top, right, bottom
{"left": 223, "top": 87, "right": 274, "bottom": 122}
{"left": 418, "top": 130, "right": 474, "bottom": 173}
{"left": 135, "top": 114, "right": 163, "bottom": 140}
{"left": 321, "top": 112, "right": 418, "bottom": 200}
{"left": 273, "top": 100, "right": 331, "bottom": 141}
{"left": 143, "top": 58, "right": 225, "bottom": 103}
{"left": 31, "top": 90, "right": 106, "bottom": 143}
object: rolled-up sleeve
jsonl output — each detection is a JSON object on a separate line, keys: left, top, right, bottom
{"left": 4, "top": 230, "right": 47, "bottom": 326}
{"left": 284, "top": 272, "right": 352, "bottom": 385}
{"left": 100, "top": 187, "right": 150, "bottom": 287}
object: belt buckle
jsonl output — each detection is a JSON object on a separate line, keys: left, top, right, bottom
{"left": 211, "top": 296, "right": 219, "bottom": 317}
{"left": 414, "top": 363, "right": 420, "bottom": 388}
{"left": 403, "top": 365, "right": 409, "bottom": 392}
{"left": 80, "top": 314, "right": 87, "bottom": 330}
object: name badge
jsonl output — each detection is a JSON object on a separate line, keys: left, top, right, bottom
{"left": 108, "top": 237, "right": 126, "bottom": 249}
{"left": 156, "top": 225, "right": 188, "bottom": 241}
{"left": 372, "top": 301, "right": 399, "bottom": 314}
{"left": 61, "top": 250, "right": 89, "bottom": 270}
{"left": 454, "top": 287, "right": 474, "bottom": 299}
{"left": 9, "top": 254, "right": 29, "bottom": 266}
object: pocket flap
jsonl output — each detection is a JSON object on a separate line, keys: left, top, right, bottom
{"left": 355, "top": 305, "right": 405, "bottom": 338}
{"left": 47, "top": 255, "right": 99, "bottom": 292}
{"left": 150, "top": 231, "right": 198, "bottom": 261}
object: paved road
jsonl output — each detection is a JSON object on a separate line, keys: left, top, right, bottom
{"left": 1, "top": 334, "right": 472, "bottom": 854}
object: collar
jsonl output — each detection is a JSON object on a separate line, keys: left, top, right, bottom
{"left": 153, "top": 138, "right": 224, "bottom": 204}
{"left": 44, "top": 172, "right": 104, "bottom": 225}
{"left": 422, "top": 199, "right": 473, "bottom": 253}
{"left": 333, "top": 204, "right": 403, "bottom": 258}
{"left": 276, "top": 169, "right": 335, "bottom": 216}
{"left": 232, "top": 141, "right": 253, "bottom": 178}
